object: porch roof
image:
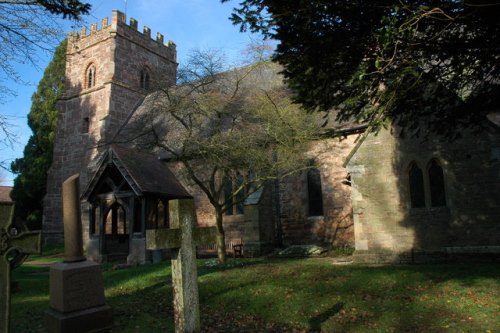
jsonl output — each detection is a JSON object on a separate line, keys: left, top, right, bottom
{"left": 82, "top": 145, "right": 192, "bottom": 200}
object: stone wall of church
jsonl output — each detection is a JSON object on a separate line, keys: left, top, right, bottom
{"left": 279, "top": 136, "right": 357, "bottom": 247}
{"left": 166, "top": 161, "right": 274, "bottom": 255}
{"left": 166, "top": 136, "right": 357, "bottom": 252}
{"left": 348, "top": 125, "right": 500, "bottom": 263}
{"left": 43, "top": 11, "right": 176, "bottom": 244}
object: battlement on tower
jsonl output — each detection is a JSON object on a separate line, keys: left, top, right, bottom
{"left": 67, "top": 10, "right": 176, "bottom": 61}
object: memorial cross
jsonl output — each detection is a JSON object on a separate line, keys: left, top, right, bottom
{"left": 0, "top": 202, "right": 41, "bottom": 333}
{"left": 146, "top": 199, "right": 217, "bottom": 333}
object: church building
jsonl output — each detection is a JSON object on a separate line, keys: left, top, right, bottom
{"left": 43, "top": 11, "right": 500, "bottom": 264}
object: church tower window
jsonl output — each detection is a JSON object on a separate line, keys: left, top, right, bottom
{"left": 82, "top": 117, "right": 90, "bottom": 134}
{"left": 428, "top": 159, "right": 446, "bottom": 207}
{"left": 307, "top": 168, "right": 324, "bottom": 216}
{"left": 86, "top": 63, "right": 96, "bottom": 88}
{"left": 140, "top": 68, "right": 150, "bottom": 90}
{"left": 409, "top": 162, "right": 425, "bottom": 208}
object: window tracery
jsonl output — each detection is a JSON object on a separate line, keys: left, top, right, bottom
{"left": 86, "top": 63, "right": 96, "bottom": 88}
{"left": 408, "top": 159, "right": 447, "bottom": 209}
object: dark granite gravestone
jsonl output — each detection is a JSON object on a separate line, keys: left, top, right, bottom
{"left": 45, "top": 174, "right": 113, "bottom": 333}
{"left": 0, "top": 201, "right": 41, "bottom": 333}
{"left": 146, "top": 199, "right": 217, "bottom": 333}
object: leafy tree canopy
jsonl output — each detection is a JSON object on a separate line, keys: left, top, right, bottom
{"left": 10, "top": 39, "right": 66, "bottom": 229}
{"left": 222, "top": 0, "right": 500, "bottom": 137}
{"left": 32, "top": 0, "right": 91, "bottom": 19}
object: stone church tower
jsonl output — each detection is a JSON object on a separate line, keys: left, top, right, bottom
{"left": 43, "top": 11, "right": 177, "bottom": 243}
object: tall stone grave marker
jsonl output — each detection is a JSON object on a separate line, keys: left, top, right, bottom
{"left": 45, "top": 174, "right": 113, "bottom": 333}
{"left": 146, "top": 199, "right": 217, "bottom": 333}
{"left": 0, "top": 201, "right": 41, "bottom": 333}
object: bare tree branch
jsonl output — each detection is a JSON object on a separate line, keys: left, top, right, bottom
{"left": 117, "top": 47, "right": 322, "bottom": 262}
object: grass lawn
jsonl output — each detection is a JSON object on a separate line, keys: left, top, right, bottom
{"left": 10, "top": 252, "right": 500, "bottom": 333}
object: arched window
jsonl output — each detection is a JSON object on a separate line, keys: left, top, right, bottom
{"left": 223, "top": 174, "right": 245, "bottom": 216}
{"left": 409, "top": 162, "right": 425, "bottom": 208}
{"left": 428, "top": 159, "right": 446, "bottom": 207}
{"left": 235, "top": 174, "right": 245, "bottom": 214}
{"left": 86, "top": 64, "right": 96, "bottom": 88}
{"left": 140, "top": 68, "right": 150, "bottom": 90}
{"left": 307, "top": 168, "right": 324, "bottom": 216}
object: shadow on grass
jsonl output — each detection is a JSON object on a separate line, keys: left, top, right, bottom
{"left": 197, "top": 259, "right": 499, "bottom": 332}
{"left": 9, "top": 257, "right": 500, "bottom": 332}
{"left": 309, "top": 302, "right": 345, "bottom": 332}
{"left": 105, "top": 280, "right": 175, "bottom": 332}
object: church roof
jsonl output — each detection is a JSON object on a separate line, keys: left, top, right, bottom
{"left": 113, "top": 61, "right": 366, "bottom": 147}
{"left": 82, "top": 145, "right": 191, "bottom": 200}
{"left": 0, "top": 186, "right": 13, "bottom": 202}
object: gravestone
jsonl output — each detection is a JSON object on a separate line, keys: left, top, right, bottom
{"left": 45, "top": 174, "right": 113, "bottom": 333}
{"left": 0, "top": 201, "right": 41, "bottom": 333}
{"left": 146, "top": 199, "right": 217, "bottom": 333}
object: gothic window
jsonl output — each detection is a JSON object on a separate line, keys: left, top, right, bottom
{"left": 86, "top": 64, "right": 96, "bottom": 88}
{"left": 428, "top": 159, "right": 446, "bottom": 207}
{"left": 409, "top": 162, "right": 425, "bottom": 208}
{"left": 140, "top": 68, "right": 150, "bottom": 90}
{"left": 307, "top": 168, "right": 324, "bottom": 216}
{"left": 223, "top": 174, "right": 245, "bottom": 216}
{"left": 235, "top": 174, "right": 245, "bottom": 214}
{"left": 408, "top": 159, "right": 447, "bottom": 209}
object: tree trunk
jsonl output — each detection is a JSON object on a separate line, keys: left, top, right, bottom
{"left": 215, "top": 207, "right": 226, "bottom": 264}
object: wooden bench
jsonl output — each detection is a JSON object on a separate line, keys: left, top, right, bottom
{"left": 232, "top": 242, "right": 243, "bottom": 258}
{"left": 196, "top": 239, "right": 243, "bottom": 257}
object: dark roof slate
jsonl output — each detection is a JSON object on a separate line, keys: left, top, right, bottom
{"left": 83, "top": 145, "right": 191, "bottom": 200}
{"left": 112, "top": 145, "right": 191, "bottom": 198}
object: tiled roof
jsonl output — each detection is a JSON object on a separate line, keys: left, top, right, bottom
{"left": 0, "top": 186, "right": 13, "bottom": 202}
{"left": 82, "top": 145, "right": 191, "bottom": 200}
{"left": 111, "top": 144, "right": 191, "bottom": 198}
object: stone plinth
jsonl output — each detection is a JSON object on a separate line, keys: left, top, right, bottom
{"left": 45, "top": 260, "right": 113, "bottom": 333}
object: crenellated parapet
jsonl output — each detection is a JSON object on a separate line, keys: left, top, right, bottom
{"left": 45, "top": 8, "right": 178, "bottom": 246}
{"left": 67, "top": 10, "right": 176, "bottom": 61}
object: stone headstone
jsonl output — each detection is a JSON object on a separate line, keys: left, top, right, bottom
{"left": 0, "top": 202, "right": 41, "bottom": 333}
{"left": 62, "top": 174, "right": 85, "bottom": 263}
{"left": 146, "top": 199, "right": 217, "bottom": 333}
{"left": 45, "top": 174, "right": 113, "bottom": 333}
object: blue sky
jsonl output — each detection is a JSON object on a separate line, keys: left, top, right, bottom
{"left": 0, "top": 0, "right": 261, "bottom": 185}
